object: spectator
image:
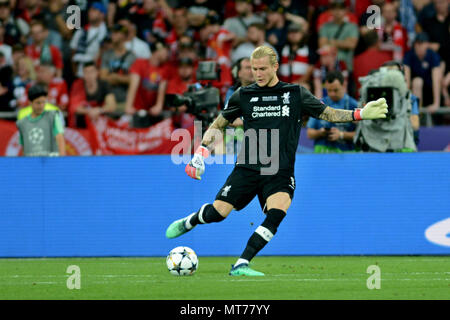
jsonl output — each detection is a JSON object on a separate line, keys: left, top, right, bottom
{"left": 318, "top": 0, "right": 359, "bottom": 72}
{"left": 265, "top": 3, "right": 289, "bottom": 54}
{"left": 124, "top": 41, "right": 170, "bottom": 124}
{"left": 316, "top": 0, "right": 358, "bottom": 33}
{"left": 132, "top": 0, "right": 173, "bottom": 45}
{"left": 11, "top": 54, "right": 34, "bottom": 110}
{"left": 166, "top": 57, "right": 197, "bottom": 96}
{"left": 279, "top": 23, "right": 314, "bottom": 89}
{"left": 278, "top": 0, "right": 310, "bottom": 22}
{"left": 18, "top": 0, "right": 43, "bottom": 24}
{"left": 307, "top": 70, "right": 358, "bottom": 152}
{"left": 223, "top": 0, "right": 264, "bottom": 48}
{"left": 100, "top": 24, "right": 136, "bottom": 112}
{"left": 175, "top": 34, "right": 199, "bottom": 63}
{"left": 403, "top": 32, "right": 441, "bottom": 112}
{"left": 0, "top": 0, "right": 29, "bottom": 46}
{"left": 40, "top": 0, "right": 73, "bottom": 43}
{"left": 0, "top": 22, "right": 12, "bottom": 66}
{"left": 313, "top": 44, "right": 348, "bottom": 99}
{"left": 397, "top": 0, "right": 417, "bottom": 48}
{"left": 70, "top": 2, "right": 108, "bottom": 77}
{"left": 0, "top": 51, "right": 13, "bottom": 113}
{"left": 23, "top": 62, "right": 69, "bottom": 111}
{"left": 353, "top": 30, "right": 392, "bottom": 96}
{"left": 231, "top": 22, "right": 277, "bottom": 63}
{"left": 107, "top": 0, "right": 134, "bottom": 26}
{"left": 16, "top": 84, "right": 65, "bottom": 156}
{"left": 166, "top": 7, "right": 196, "bottom": 48}
{"left": 26, "top": 19, "right": 64, "bottom": 77}
{"left": 118, "top": 19, "right": 152, "bottom": 60}
{"left": 69, "top": 62, "right": 117, "bottom": 128}
{"left": 185, "top": 0, "right": 223, "bottom": 16}
{"left": 420, "top": 0, "right": 450, "bottom": 106}
{"left": 376, "top": 2, "right": 408, "bottom": 62}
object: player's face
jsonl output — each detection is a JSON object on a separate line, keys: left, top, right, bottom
{"left": 31, "top": 96, "right": 46, "bottom": 116}
{"left": 325, "top": 79, "right": 345, "bottom": 102}
{"left": 251, "top": 56, "right": 278, "bottom": 87}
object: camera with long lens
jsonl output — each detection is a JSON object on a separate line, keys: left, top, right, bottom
{"left": 165, "top": 61, "right": 222, "bottom": 128}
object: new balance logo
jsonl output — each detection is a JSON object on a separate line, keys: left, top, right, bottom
{"left": 282, "top": 105, "right": 290, "bottom": 117}
{"left": 250, "top": 97, "right": 259, "bottom": 102}
{"left": 221, "top": 185, "right": 231, "bottom": 197}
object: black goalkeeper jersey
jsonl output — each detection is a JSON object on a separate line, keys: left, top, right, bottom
{"left": 222, "top": 81, "right": 326, "bottom": 174}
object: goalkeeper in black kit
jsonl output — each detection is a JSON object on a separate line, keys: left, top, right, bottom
{"left": 166, "top": 46, "right": 388, "bottom": 276}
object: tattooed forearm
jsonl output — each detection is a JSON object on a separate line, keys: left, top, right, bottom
{"left": 318, "top": 106, "right": 354, "bottom": 123}
{"left": 201, "top": 114, "right": 229, "bottom": 147}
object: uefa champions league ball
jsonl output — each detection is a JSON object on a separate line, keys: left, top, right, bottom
{"left": 166, "top": 246, "right": 198, "bottom": 276}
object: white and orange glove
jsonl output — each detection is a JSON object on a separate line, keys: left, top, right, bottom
{"left": 353, "top": 98, "right": 389, "bottom": 120}
{"left": 185, "top": 145, "right": 209, "bottom": 180}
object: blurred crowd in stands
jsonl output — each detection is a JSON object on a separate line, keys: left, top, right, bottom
{"left": 0, "top": 0, "right": 449, "bottom": 133}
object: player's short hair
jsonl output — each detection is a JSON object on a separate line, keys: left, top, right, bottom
{"left": 251, "top": 46, "right": 278, "bottom": 66}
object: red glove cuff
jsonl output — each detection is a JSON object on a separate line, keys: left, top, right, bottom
{"left": 195, "top": 146, "right": 209, "bottom": 158}
{"left": 353, "top": 109, "right": 363, "bottom": 121}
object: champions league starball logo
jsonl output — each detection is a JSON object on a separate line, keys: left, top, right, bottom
{"left": 28, "top": 128, "right": 44, "bottom": 145}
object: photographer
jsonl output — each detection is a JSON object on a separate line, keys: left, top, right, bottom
{"left": 307, "top": 71, "right": 358, "bottom": 153}
{"left": 353, "top": 64, "right": 417, "bottom": 152}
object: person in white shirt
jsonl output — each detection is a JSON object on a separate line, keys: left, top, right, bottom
{"left": 118, "top": 19, "right": 151, "bottom": 60}
{"left": 70, "top": 2, "right": 108, "bottom": 77}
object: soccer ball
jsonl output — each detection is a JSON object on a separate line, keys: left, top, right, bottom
{"left": 166, "top": 246, "right": 198, "bottom": 276}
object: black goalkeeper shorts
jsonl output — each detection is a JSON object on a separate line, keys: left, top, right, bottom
{"left": 215, "top": 166, "right": 296, "bottom": 213}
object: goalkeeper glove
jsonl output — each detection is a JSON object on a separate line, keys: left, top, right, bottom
{"left": 353, "top": 98, "right": 388, "bottom": 120}
{"left": 185, "top": 145, "right": 209, "bottom": 180}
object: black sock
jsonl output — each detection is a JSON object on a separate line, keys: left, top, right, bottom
{"left": 188, "top": 203, "right": 225, "bottom": 228}
{"left": 240, "top": 208, "right": 286, "bottom": 262}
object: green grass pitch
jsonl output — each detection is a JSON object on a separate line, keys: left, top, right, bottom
{"left": 0, "top": 256, "right": 449, "bottom": 300}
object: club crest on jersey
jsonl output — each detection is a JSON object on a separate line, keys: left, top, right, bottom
{"left": 282, "top": 92, "right": 290, "bottom": 104}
